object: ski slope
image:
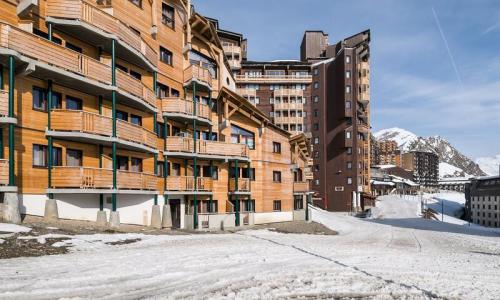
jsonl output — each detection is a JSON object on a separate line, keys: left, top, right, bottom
{"left": 1, "top": 196, "right": 499, "bottom": 299}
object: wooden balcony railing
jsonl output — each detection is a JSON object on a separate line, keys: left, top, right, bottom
{"left": 273, "top": 88, "right": 304, "bottom": 98}
{"left": 274, "top": 116, "right": 304, "bottom": 124}
{"left": 293, "top": 181, "right": 309, "bottom": 193}
{"left": 165, "top": 136, "right": 249, "bottom": 158}
{"left": 229, "top": 178, "right": 250, "bottom": 192}
{"left": 0, "top": 90, "right": 8, "bottom": 116}
{"left": 0, "top": 159, "right": 8, "bottom": 185}
{"left": 222, "top": 45, "right": 241, "bottom": 56}
{"left": 273, "top": 102, "right": 304, "bottom": 110}
{"left": 228, "top": 60, "right": 241, "bottom": 69}
{"left": 161, "top": 97, "right": 210, "bottom": 120}
{"left": 45, "top": 0, "right": 157, "bottom": 67}
{"left": 184, "top": 64, "right": 212, "bottom": 87}
{"left": 51, "top": 166, "right": 157, "bottom": 190}
{"left": 0, "top": 23, "right": 155, "bottom": 109}
{"left": 51, "top": 110, "right": 156, "bottom": 148}
{"left": 165, "top": 176, "right": 213, "bottom": 192}
{"left": 236, "top": 88, "right": 257, "bottom": 97}
{"left": 235, "top": 74, "right": 312, "bottom": 83}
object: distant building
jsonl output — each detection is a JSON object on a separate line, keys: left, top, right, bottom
{"left": 376, "top": 140, "right": 402, "bottom": 167}
{"left": 438, "top": 177, "right": 472, "bottom": 193}
{"left": 402, "top": 151, "right": 439, "bottom": 189}
{"left": 466, "top": 175, "right": 500, "bottom": 227}
{"left": 370, "top": 166, "right": 419, "bottom": 196}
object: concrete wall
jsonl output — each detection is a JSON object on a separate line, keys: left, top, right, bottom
{"left": 293, "top": 209, "right": 306, "bottom": 221}
{"left": 254, "top": 211, "right": 293, "bottom": 224}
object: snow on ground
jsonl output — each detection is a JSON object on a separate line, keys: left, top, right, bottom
{"left": 0, "top": 223, "right": 32, "bottom": 233}
{"left": 1, "top": 199, "right": 500, "bottom": 299}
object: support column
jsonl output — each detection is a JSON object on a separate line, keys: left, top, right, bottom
{"left": 109, "top": 39, "right": 119, "bottom": 228}
{"left": 234, "top": 159, "right": 240, "bottom": 227}
{"left": 96, "top": 144, "right": 107, "bottom": 226}
{"left": 306, "top": 193, "right": 311, "bottom": 222}
{"left": 208, "top": 93, "right": 213, "bottom": 214}
{"left": 3, "top": 56, "right": 20, "bottom": 224}
{"left": 44, "top": 79, "right": 58, "bottom": 222}
{"left": 192, "top": 82, "right": 198, "bottom": 229}
{"left": 151, "top": 153, "right": 161, "bottom": 228}
{"left": 246, "top": 161, "right": 251, "bottom": 211}
{"left": 161, "top": 115, "right": 171, "bottom": 229}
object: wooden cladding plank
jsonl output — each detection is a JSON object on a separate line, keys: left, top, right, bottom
{"left": 0, "top": 90, "right": 8, "bottom": 116}
{"left": 0, "top": 159, "right": 8, "bottom": 185}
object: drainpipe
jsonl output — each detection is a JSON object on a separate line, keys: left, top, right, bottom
{"left": 8, "top": 56, "right": 14, "bottom": 187}
{"left": 47, "top": 80, "right": 53, "bottom": 199}
{"left": 111, "top": 39, "right": 117, "bottom": 212}
{"left": 192, "top": 81, "right": 198, "bottom": 229}
{"left": 235, "top": 159, "right": 239, "bottom": 226}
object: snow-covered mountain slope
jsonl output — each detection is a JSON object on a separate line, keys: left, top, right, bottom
{"left": 439, "top": 162, "right": 469, "bottom": 178}
{"left": 374, "top": 128, "right": 486, "bottom": 177}
{"left": 476, "top": 154, "right": 500, "bottom": 176}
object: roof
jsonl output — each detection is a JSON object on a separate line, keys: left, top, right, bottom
{"left": 242, "top": 60, "right": 311, "bottom": 67}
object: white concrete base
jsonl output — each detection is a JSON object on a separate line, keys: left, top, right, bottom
{"left": 150, "top": 205, "right": 161, "bottom": 229}
{"left": 44, "top": 199, "right": 59, "bottom": 222}
{"left": 3, "top": 192, "right": 21, "bottom": 224}
{"left": 254, "top": 211, "right": 294, "bottom": 225}
{"left": 96, "top": 210, "right": 107, "bottom": 226}
{"left": 161, "top": 204, "right": 172, "bottom": 229}
{"left": 109, "top": 211, "right": 120, "bottom": 228}
{"left": 293, "top": 210, "right": 306, "bottom": 221}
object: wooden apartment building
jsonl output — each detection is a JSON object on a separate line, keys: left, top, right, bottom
{"left": 0, "top": 0, "right": 311, "bottom": 228}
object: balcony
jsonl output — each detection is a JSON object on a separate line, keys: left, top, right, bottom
{"left": 165, "top": 136, "right": 249, "bottom": 160}
{"left": 184, "top": 64, "right": 212, "bottom": 89}
{"left": 228, "top": 59, "right": 241, "bottom": 69}
{"left": 235, "top": 74, "right": 312, "bottom": 84}
{"left": 165, "top": 176, "right": 213, "bottom": 192}
{"left": 236, "top": 88, "right": 257, "bottom": 97}
{"left": 293, "top": 181, "right": 309, "bottom": 193}
{"left": 51, "top": 167, "right": 157, "bottom": 190}
{"left": 161, "top": 97, "right": 211, "bottom": 124}
{"left": 0, "top": 159, "right": 8, "bottom": 185}
{"left": 273, "top": 102, "right": 304, "bottom": 110}
{"left": 49, "top": 110, "right": 157, "bottom": 152}
{"left": 45, "top": 0, "right": 157, "bottom": 71}
{"left": 0, "top": 22, "right": 156, "bottom": 112}
{"left": 273, "top": 88, "right": 304, "bottom": 98}
{"left": 229, "top": 178, "right": 250, "bottom": 193}
{"left": 0, "top": 90, "right": 15, "bottom": 124}
{"left": 274, "top": 116, "right": 304, "bottom": 124}
{"left": 223, "top": 45, "right": 241, "bottom": 56}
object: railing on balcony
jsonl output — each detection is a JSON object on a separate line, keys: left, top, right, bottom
{"left": 293, "top": 181, "right": 309, "bottom": 193}
{"left": 161, "top": 97, "right": 210, "bottom": 121}
{"left": 235, "top": 74, "right": 312, "bottom": 83}
{"left": 236, "top": 88, "right": 257, "bottom": 97}
{"left": 0, "top": 90, "right": 8, "bottom": 116}
{"left": 165, "top": 176, "right": 213, "bottom": 192}
{"left": 51, "top": 166, "right": 157, "bottom": 190}
{"left": 273, "top": 102, "right": 304, "bottom": 110}
{"left": 274, "top": 116, "right": 304, "bottom": 124}
{"left": 50, "top": 110, "right": 156, "bottom": 148}
{"left": 183, "top": 64, "right": 212, "bottom": 87}
{"left": 0, "top": 23, "right": 155, "bottom": 109}
{"left": 273, "top": 88, "right": 304, "bottom": 98}
{"left": 228, "top": 60, "right": 241, "bottom": 69}
{"left": 222, "top": 45, "right": 241, "bottom": 56}
{"left": 229, "top": 178, "right": 250, "bottom": 192}
{"left": 45, "top": 0, "right": 157, "bottom": 67}
{"left": 165, "top": 136, "right": 249, "bottom": 158}
{"left": 0, "top": 159, "right": 8, "bottom": 185}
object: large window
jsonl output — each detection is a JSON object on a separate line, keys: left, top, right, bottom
{"left": 231, "top": 125, "right": 255, "bottom": 150}
{"left": 131, "top": 157, "right": 143, "bottom": 172}
{"left": 66, "top": 96, "right": 82, "bottom": 110}
{"left": 33, "top": 87, "right": 62, "bottom": 112}
{"left": 294, "top": 196, "right": 303, "bottom": 210}
{"left": 189, "top": 50, "right": 217, "bottom": 78}
{"left": 130, "top": 114, "right": 142, "bottom": 126}
{"left": 116, "top": 110, "right": 129, "bottom": 121}
{"left": 160, "top": 47, "right": 173, "bottom": 66}
{"left": 117, "top": 156, "right": 129, "bottom": 171}
{"left": 66, "top": 149, "right": 82, "bottom": 166}
{"left": 161, "top": 2, "right": 175, "bottom": 28}
{"left": 32, "top": 144, "right": 61, "bottom": 167}
{"left": 157, "top": 82, "right": 169, "bottom": 98}
{"left": 242, "top": 168, "right": 256, "bottom": 181}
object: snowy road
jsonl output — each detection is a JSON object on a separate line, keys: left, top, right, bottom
{"left": 1, "top": 197, "right": 500, "bottom": 299}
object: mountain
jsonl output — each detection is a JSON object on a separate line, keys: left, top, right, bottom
{"left": 475, "top": 155, "right": 500, "bottom": 176}
{"left": 374, "top": 127, "right": 486, "bottom": 178}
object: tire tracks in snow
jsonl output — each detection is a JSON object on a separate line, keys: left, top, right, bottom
{"left": 241, "top": 232, "right": 447, "bottom": 300}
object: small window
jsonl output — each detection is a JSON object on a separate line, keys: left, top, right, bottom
{"left": 294, "top": 196, "right": 304, "bottom": 210}
{"left": 32, "top": 87, "right": 62, "bottom": 111}
{"left": 66, "top": 96, "right": 82, "bottom": 110}
{"left": 33, "top": 28, "right": 62, "bottom": 44}
{"left": 314, "top": 137, "right": 319, "bottom": 144}
{"left": 172, "top": 163, "right": 181, "bottom": 176}
{"left": 346, "top": 85, "right": 351, "bottom": 94}
{"left": 314, "top": 165, "right": 320, "bottom": 172}
{"left": 346, "top": 131, "right": 352, "bottom": 139}
{"left": 131, "top": 157, "right": 143, "bottom": 172}
{"left": 161, "top": 2, "right": 175, "bottom": 29}
{"left": 347, "top": 162, "right": 352, "bottom": 169}
{"left": 346, "top": 71, "right": 351, "bottom": 78}
{"left": 273, "top": 171, "right": 282, "bottom": 183}
{"left": 65, "top": 42, "right": 82, "bottom": 53}
{"left": 314, "top": 109, "right": 319, "bottom": 117}
{"left": 347, "top": 147, "right": 352, "bottom": 155}
{"left": 157, "top": 161, "right": 165, "bottom": 177}
{"left": 117, "top": 155, "right": 129, "bottom": 170}
{"left": 314, "top": 179, "right": 319, "bottom": 186}
{"left": 160, "top": 47, "right": 173, "bottom": 66}
{"left": 314, "top": 95, "right": 319, "bottom": 103}
{"left": 157, "top": 82, "right": 169, "bottom": 98}
{"left": 346, "top": 55, "right": 351, "bottom": 63}
{"left": 130, "top": 114, "right": 142, "bottom": 126}
{"left": 129, "top": 0, "right": 142, "bottom": 8}
{"left": 273, "top": 200, "right": 282, "bottom": 211}
{"left": 116, "top": 110, "right": 128, "bottom": 121}
{"left": 66, "top": 149, "right": 83, "bottom": 166}
{"left": 345, "top": 101, "right": 351, "bottom": 109}
{"left": 313, "top": 123, "right": 319, "bottom": 131}
{"left": 272, "top": 142, "right": 281, "bottom": 154}
{"left": 32, "top": 144, "right": 61, "bottom": 167}
{"left": 130, "top": 70, "right": 142, "bottom": 80}
{"left": 347, "top": 177, "right": 352, "bottom": 184}
{"left": 115, "top": 63, "right": 128, "bottom": 73}
{"left": 313, "top": 82, "right": 319, "bottom": 89}
{"left": 313, "top": 68, "right": 318, "bottom": 75}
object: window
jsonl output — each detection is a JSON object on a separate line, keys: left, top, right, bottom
{"left": 117, "top": 155, "right": 129, "bottom": 170}
{"left": 346, "top": 131, "right": 352, "bottom": 139}
{"left": 347, "top": 147, "right": 352, "bottom": 155}
{"left": 347, "top": 177, "right": 353, "bottom": 185}
{"left": 313, "top": 68, "right": 318, "bottom": 75}
{"left": 313, "top": 82, "right": 319, "bottom": 89}
{"left": 314, "top": 95, "right": 319, "bottom": 103}
{"left": 129, "top": 0, "right": 141, "bottom": 8}
{"left": 231, "top": 125, "right": 255, "bottom": 150}
{"left": 116, "top": 110, "right": 128, "bottom": 121}
{"left": 161, "top": 3, "right": 175, "bottom": 28}
{"left": 313, "top": 123, "right": 319, "bottom": 131}
{"left": 314, "top": 109, "right": 319, "bottom": 117}
{"left": 347, "top": 162, "right": 352, "bottom": 169}
{"left": 273, "top": 171, "right": 282, "bottom": 183}
{"left": 346, "top": 70, "right": 351, "bottom": 78}
{"left": 33, "top": 28, "right": 62, "bottom": 44}
{"left": 160, "top": 47, "right": 173, "bottom": 66}
{"left": 189, "top": 50, "right": 217, "bottom": 78}
{"left": 66, "top": 149, "right": 82, "bottom": 166}
{"left": 273, "top": 200, "right": 282, "bottom": 211}
{"left": 131, "top": 157, "right": 143, "bottom": 172}
{"left": 346, "top": 55, "right": 351, "bottom": 63}
{"left": 157, "top": 82, "right": 169, "bottom": 98}
{"left": 172, "top": 163, "right": 181, "bottom": 176}
{"left": 66, "top": 96, "right": 82, "bottom": 110}
{"left": 242, "top": 168, "right": 256, "bottom": 181}
{"left": 273, "top": 142, "right": 281, "bottom": 153}
{"left": 314, "top": 151, "right": 319, "bottom": 158}
{"left": 32, "top": 87, "right": 62, "bottom": 111}
{"left": 314, "top": 179, "right": 319, "bottom": 186}
{"left": 294, "top": 196, "right": 304, "bottom": 210}
{"left": 156, "top": 122, "right": 166, "bottom": 138}
{"left": 346, "top": 85, "right": 351, "bottom": 94}
{"left": 65, "top": 42, "right": 82, "bottom": 53}
{"left": 32, "top": 144, "right": 61, "bottom": 167}
{"left": 130, "top": 114, "right": 142, "bottom": 126}
{"left": 157, "top": 161, "right": 165, "bottom": 177}
{"left": 345, "top": 101, "right": 351, "bottom": 109}
{"left": 314, "top": 165, "right": 320, "bottom": 172}
{"left": 115, "top": 63, "right": 128, "bottom": 73}
{"left": 314, "top": 137, "right": 319, "bottom": 144}
{"left": 130, "top": 70, "right": 142, "bottom": 80}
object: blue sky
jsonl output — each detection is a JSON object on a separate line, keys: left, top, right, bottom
{"left": 193, "top": 0, "right": 500, "bottom": 159}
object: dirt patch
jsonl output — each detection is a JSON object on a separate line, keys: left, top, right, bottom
{"left": 105, "top": 238, "right": 142, "bottom": 245}
{"left": 0, "top": 234, "right": 70, "bottom": 259}
{"left": 252, "top": 221, "right": 337, "bottom": 235}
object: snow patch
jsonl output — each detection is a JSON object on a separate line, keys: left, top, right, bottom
{"left": 0, "top": 223, "right": 31, "bottom": 233}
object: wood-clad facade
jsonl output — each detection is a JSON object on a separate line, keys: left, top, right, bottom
{"left": 0, "top": 0, "right": 311, "bottom": 228}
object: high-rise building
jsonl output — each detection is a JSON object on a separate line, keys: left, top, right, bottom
{"left": 402, "top": 151, "right": 439, "bottom": 188}
{"left": 376, "top": 140, "right": 402, "bottom": 167}
{"left": 0, "top": 0, "right": 311, "bottom": 228}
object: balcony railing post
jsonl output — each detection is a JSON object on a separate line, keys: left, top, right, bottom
{"left": 8, "top": 56, "right": 14, "bottom": 186}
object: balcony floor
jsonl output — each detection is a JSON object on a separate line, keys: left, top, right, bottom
{"left": 162, "top": 112, "right": 212, "bottom": 127}
{"left": 164, "top": 191, "right": 213, "bottom": 196}
{"left": 163, "top": 151, "right": 249, "bottom": 162}
{"left": 46, "top": 188, "right": 158, "bottom": 194}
